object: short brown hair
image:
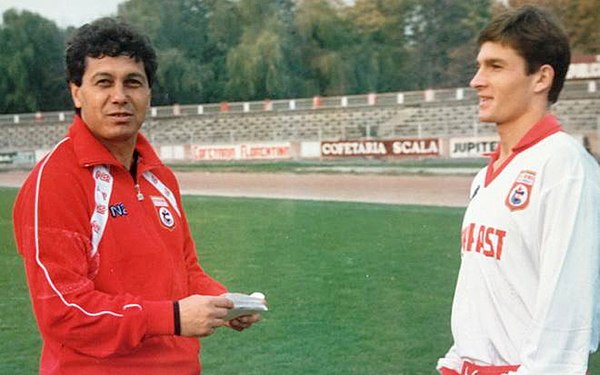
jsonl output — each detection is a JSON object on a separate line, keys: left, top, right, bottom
{"left": 478, "top": 5, "right": 570, "bottom": 104}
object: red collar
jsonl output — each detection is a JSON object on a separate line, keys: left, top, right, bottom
{"left": 68, "top": 115, "right": 162, "bottom": 172}
{"left": 485, "top": 114, "right": 563, "bottom": 186}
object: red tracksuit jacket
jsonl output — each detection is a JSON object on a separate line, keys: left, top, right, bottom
{"left": 13, "top": 116, "right": 226, "bottom": 374}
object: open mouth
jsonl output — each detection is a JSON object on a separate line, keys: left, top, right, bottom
{"left": 108, "top": 112, "right": 133, "bottom": 119}
{"left": 478, "top": 96, "right": 492, "bottom": 106}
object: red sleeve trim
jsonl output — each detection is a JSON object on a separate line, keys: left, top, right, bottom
{"left": 143, "top": 300, "right": 175, "bottom": 335}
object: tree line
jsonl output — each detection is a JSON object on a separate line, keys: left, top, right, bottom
{"left": 0, "top": 0, "right": 598, "bottom": 114}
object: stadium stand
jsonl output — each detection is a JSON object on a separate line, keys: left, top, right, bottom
{"left": 1, "top": 81, "right": 599, "bottom": 157}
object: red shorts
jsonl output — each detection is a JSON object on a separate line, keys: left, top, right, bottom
{"left": 442, "top": 360, "right": 589, "bottom": 375}
{"left": 460, "top": 361, "right": 519, "bottom": 375}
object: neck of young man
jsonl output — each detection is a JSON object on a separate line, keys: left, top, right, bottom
{"left": 493, "top": 106, "right": 550, "bottom": 169}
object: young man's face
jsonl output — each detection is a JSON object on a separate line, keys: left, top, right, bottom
{"left": 70, "top": 55, "right": 151, "bottom": 147}
{"left": 470, "top": 41, "right": 540, "bottom": 126}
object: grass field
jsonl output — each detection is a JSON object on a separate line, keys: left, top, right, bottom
{"left": 1, "top": 186, "right": 598, "bottom": 374}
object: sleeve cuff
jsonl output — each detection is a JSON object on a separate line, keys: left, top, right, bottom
{"left": 143, "top": 300, "right": 175, "bottom": 336}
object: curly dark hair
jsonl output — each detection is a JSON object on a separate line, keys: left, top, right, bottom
{"left": 65, "top": 17, "right": 157, "bottom": 88}
{"left": 477, "top": 5, "right": 570, "bottom": 104}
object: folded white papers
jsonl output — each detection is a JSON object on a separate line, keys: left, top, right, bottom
{"left": 223, "top": 292, "right": 268, "bottom": 320}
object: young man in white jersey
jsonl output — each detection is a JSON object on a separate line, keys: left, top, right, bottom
{"left": 437, "top": 5, "right": 600, "bottom": 375}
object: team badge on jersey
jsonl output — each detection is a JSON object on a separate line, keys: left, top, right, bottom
{"left": 158, "top": 207, "right": 175, "bottom": 228}
{"left": 505, "top": 170, "right": 536, "bottom": 211}
{"left": 151, "top": 195, "right": 176, "bottom": 229}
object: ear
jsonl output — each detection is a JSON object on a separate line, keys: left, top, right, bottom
{"left": 533, "top": 64, "right": 554, "bottom": 95}
{"left": 69, "top": 82, "right": 83, "bottom": 110}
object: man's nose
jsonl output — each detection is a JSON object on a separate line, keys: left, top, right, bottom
{"left": 470, "top": 68, "right": 486, "bottom": 89}
{"left": 110, "top": 83, "right": 128, "bottom": 103}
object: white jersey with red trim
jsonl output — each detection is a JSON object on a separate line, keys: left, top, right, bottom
{"left": 438, "top": 115, "right": 600, "bottom": 374}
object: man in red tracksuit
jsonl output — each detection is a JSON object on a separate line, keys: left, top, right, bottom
{"left": 12, "top": 18, "right": 260, "bottom": 374}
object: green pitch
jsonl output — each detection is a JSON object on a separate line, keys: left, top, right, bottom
{"left": 1, "top": 187, "right": 598, "bottom": 374}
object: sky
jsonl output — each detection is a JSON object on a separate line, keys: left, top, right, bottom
{"left": 0, "top": 0, "right": 125, "bottom": 28}
{"left": 0, "top": 0, "right": 362, "bottom": 28}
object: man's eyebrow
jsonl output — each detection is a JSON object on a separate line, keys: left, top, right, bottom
{"left": 89, "top": 72, "right": 147, "bottom": 80}
{"left": 479, "top": 57, "right": 507, "bottom": 66}
{"left": 90, "top": 72, "right": 113, "bottom": 80}
{"left": 125, "top": 72, "right": 147, "bottom": 80}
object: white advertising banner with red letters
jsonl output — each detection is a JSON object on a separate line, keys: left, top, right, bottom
{"left": 449, "top": 136, "right": 499, "bottom": 158}
{"left": 320, "top": 138, "right": 440, "bottom": 158}
{"left": 191, "top": 144, "right": 237, "bottom": 161}
{"left": 191, "top": 143, "right": 292, "bottom": 161}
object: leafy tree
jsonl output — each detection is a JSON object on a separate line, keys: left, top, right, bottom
{"left": 117, "top": 0, "right": 162, "bottom": 42}
{"left": 118, "top": 0, "right": 231, "bottom": 104}
{"left": 566, "top": 0, "right": 600, "bottom": 54}
{"left": 404, "top": 0, "right": 491, "bottom": 89}
{"left": 202, "top": 0, "right": 242, "bottom": 101}
{"left": 2, "top": 0, "right": 599, "bottom": 114}
{"left": 152, "top": 48, "right": 204, "bottom": 104}
{"left": 507, "top": 0, "right": 600, "bottom": 55}
{"left": 223, "top": 0, "right": 314, "bottom": 101}
{"left": 225, "top": 0, "right": 288, "bottom": 100}
{"left": 343, "top": 0, "right": 414, "bottom": 92}
{"left": 294, "top": 0, "right": 358, "bottom": 95}
{"left": 0, "top": 9, "right": 68, "bottom": 113}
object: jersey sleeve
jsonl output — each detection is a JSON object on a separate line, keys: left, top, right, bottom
{"left": 13, "top": 165, "right": 174, "bottom": 358}
{"left": 513, "top": 160, "right": 600, "bottom": 374}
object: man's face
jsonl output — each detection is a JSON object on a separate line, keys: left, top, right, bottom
{"left": 70, "top": 55, "right": 150, "bottom": 146}
{"left": 470, "top": 41, "right": 539, "bottom": 126}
